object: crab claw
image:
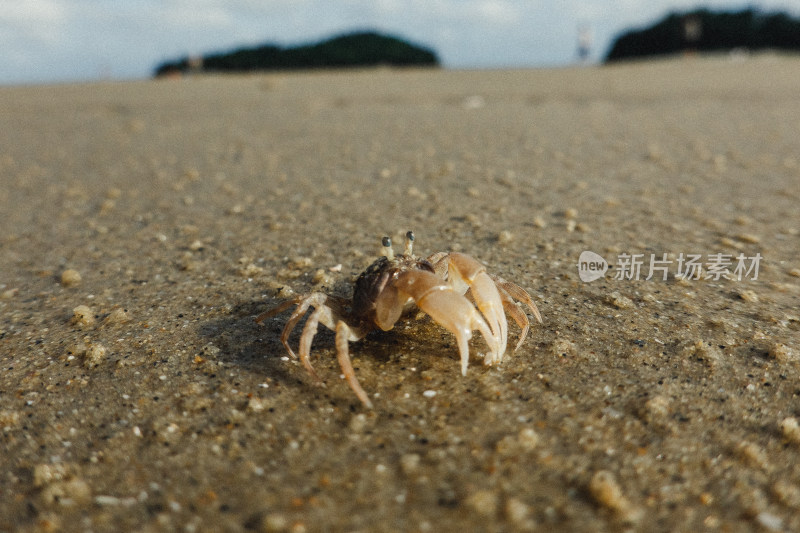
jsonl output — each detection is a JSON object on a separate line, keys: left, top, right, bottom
{"left": 383, "top": 269, "right": 499, "bottom": 375}
{"left": 436, "top": 252, "right": 509, "bottom": 365}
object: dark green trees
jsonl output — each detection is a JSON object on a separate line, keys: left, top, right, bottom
{"left": 606, "top": 9, "right": 800, "bottom": 63}
{"left": 155, "top": 31, "right": 439, "bottom": 76}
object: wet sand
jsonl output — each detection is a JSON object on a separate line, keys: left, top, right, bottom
{"left": 1, "top": 55, "right": 800, "bottom": 531}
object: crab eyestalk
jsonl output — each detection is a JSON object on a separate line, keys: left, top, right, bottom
{"left": 382, "top": 236, "right": 394, "bottom": 260}
{"left": 404, "top": 231, "right": 415, "bottom": 256}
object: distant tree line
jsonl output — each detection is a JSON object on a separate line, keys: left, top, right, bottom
{"left": 606, "top": 9, "right": 800, "bottom": 62}
{"left": 154, "top": 31, "right": 439, "bottom": 76}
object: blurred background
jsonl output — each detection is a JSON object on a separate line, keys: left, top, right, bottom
{"left": 2, "top": 0, "right": 799, "bottom": 85}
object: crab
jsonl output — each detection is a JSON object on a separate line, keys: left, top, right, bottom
{"left": 256, "top": 231, "right": 542, "bottom": 407}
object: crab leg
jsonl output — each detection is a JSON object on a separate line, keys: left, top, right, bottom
{"left": 256, "top": 297, "right": 311, "bottom": 360}
{"left": 297, "top": 305, "right": 328, "bottom": 382}
{"left": 269, "top": 296, "right": 315, "bottom": 360}
{"left": 255, "top": 297, "right": 300, "bottom": 325}
{"left": 496, "top": 284, "right": 530, "bottom": 352}
{"left": 492, "top": 276, "right": 542, "bottom": 324}
{"left": 335, "top": 321, "right": 373, "bottom": 408}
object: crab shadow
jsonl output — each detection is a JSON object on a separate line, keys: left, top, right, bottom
{"left": 197, "top": 298, "right": 459, "bottom": 404}
{"left": 197, "top": 299, "right": 292, "bottom": 381}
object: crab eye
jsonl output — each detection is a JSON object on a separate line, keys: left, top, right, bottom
{"left": 403, "top": 231, "right": 416, "bottom": 256}
{"left": 381, "top": 236, "right": 395, "bottom": 260}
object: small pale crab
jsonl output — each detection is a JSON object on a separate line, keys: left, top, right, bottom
{"left": 256, "top": 231, "right": 542, "bottom": 407}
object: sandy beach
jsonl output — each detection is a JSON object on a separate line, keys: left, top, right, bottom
{"left": 1, "top": 55, "right": 800, "bottom": 531}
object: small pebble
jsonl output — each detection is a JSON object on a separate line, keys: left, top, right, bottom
{"left": 200, "top": 343, "right": 221, "bottom": 357}
{"left": 348, "top": 413, "right": 368, "bottom": 433}
{"left": 589, "top": 471, "right": 642, "bottom": 522}
{"left": 646, "top": 143, "right": 663, "bottom": 161}
{"left": 400, "top": 453, "right": 421, "bottom": 475}
{"left": 737, "top": 289, "right": 759, "bottom": 303}
{"left": 495, "top": 428, "right": 539, "bottom": 454}
{"left": 103, "top": 308, "right": 131, "bottom": 325}
{"left": 497, "top": 230, "right": 513, "bottom": 244}
{"left": 276, "top": 286, "right": 295, "bottom": 299}
{"left": 70, "top": 305, "right": 96, "bottom": 328}
{"left": 239, "top": 263, "right": 264, "bottom": 278}
{"left": 261, "top": 513, "right": 289, "bottom": 532}
{"left": 738, "top": 486, "right": 768, "bottom": 517}
{"left": 683, "top": 340, "right": 722, "bottom": 370}
{"left": 517, "top": 428, "right": 539, "bottom": 450}
{"left": 719, "top": 236, "right": 743, "bottom": 250}
{"left": 505, "top": 497, "right": 531, "bottom": 524}
{"left": 465, "top": 213, "right": 481, "bottom": 227}
{"left": 1, "top": 288, "right": 19, "bottom": 299}
{"left": 755, "top": 511, "right": 783, "bottom": 531}
{"left": 736, "top": 233, "right": 761, "bottom": 244}
{"left": 99, "top": 198, "right": 116, "bottom": 214}
{"left": 606, "top": 291, "right": 634, "bottom": 310}
{"left": 276, "top": 268, "right": 302, "bottom": 280}
{"left": 422, "top": 390, "right": 437, "bottom": 399}
{"left": 83, "top": 344, "right": 107, "bottom": 368}
{"left": 462, "top": 95, "right": 485, "bottom": 109}
{"left": 312, "top": 269, "right": 333, "bottom": 286}
{"left": 736, "top": 441, "right": 770, "bottom": 470}
{"left": 178, "top": 252, "right": 196, "bottom": 271}
{"left": 66, "top": 341, "right": 87, "bottom": 359}
{"left": 643, "top": 395, "right": 671, "bottom": 424}
{"left": 407, "top": 186, "right": 426, "bottom": 199}
{"left": 466, "top": 489, "right": 498, "bottom": 517}
{"left": 772, "top": 480, "right": 800, "bottom": 507}
{"left": 247, "top": 397, "right": 267, "bottom": 413}
{"left": 779, "top": 417, "right": 800, "bottom": 444}
{"left": 94, "top": 495, "right": 121, "bottom": 506}
{"left": 550, "top": 337, "right": 576, "bottom": 358}
{"left": 495, "top": 435, "right": 518, "bottom": 455}
{"left": 0, "top": 409, "right": 21, "bottom": 428}
{"left": 60, "top": 269, "right": 82, "bottom": 287}
{"left": 289, "top": 256, "right": 313, "bottom": 269}
{"left": 712, "top": 153, "right": 727, "bottom": 172}
{"left": 769, "top": 343, "right": 794, "bottom": 363}
{"left": 40, "top": 478, "right": 92, "bottom": 506}
{"left": 34, "top": 463, "right": 71, "bottom": 487}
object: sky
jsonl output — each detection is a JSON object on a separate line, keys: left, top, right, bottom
{"left": 2, "top": 0, "right": 800, "bottom": 85}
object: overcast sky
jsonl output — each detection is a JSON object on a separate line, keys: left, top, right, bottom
{"left": 2, "top": 0, "right": 799, "bottom": 85}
